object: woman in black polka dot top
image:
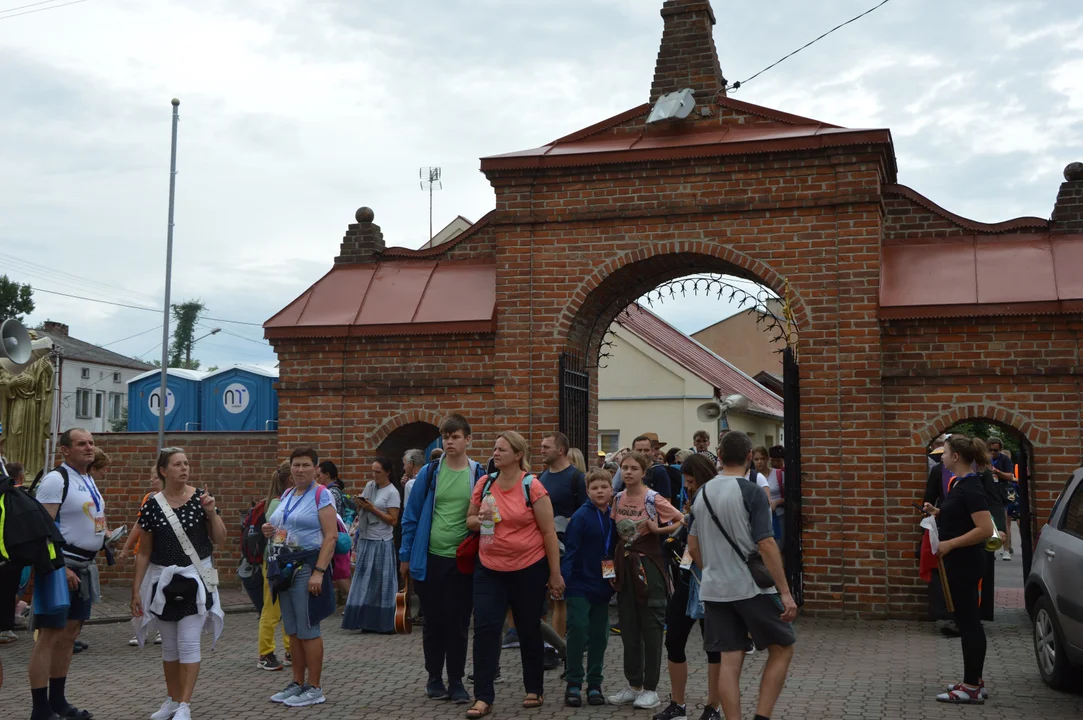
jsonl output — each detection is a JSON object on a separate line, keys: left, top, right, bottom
{"left": 130, "top": 448, "right": 229, "bottom": 720}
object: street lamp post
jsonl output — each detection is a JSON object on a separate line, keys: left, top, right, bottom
{"left": 157, "top": 98, "right": 180, "bottom": 453}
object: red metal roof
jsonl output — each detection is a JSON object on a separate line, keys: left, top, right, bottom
{"left": 264, "top": 258, "right": 496, "bottom": 339}
{"left": 880, "top": 233, "right": 1083, "bottom": 320}
{"left": 616, "top": 304, "right": 784, "bottom": 419}
{"left": 481, "top": 97, "right": 894, "bottom": 173}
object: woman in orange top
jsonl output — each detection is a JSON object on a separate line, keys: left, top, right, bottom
{"left": 465, "top": 431, "right": 564, "bottom": 718}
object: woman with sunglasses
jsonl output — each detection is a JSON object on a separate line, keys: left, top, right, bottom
{"left": 131, "top": 448, "right": 227, "bottom": 720}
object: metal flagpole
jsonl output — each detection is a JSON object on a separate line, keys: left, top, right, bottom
{"left": 157, "top": 98, "right": 180, "bottom": 452}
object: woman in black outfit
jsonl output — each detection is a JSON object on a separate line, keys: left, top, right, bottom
{"left": 653, "top": 453, "right": 720, "bottom": 720}
{"left": 132, "top": 448, "right": 228, "bottom": 720}
{"left": 923, "top": 435, "right": 995, "bottom": 704}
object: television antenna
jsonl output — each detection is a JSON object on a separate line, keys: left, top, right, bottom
{"left": 420, "top": 167, "right": 442, "bottom": 242}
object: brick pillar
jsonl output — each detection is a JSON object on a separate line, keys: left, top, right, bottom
{"left": 1050, "top": 162, "right": 1083, "bottom": 233}
{"left": 335, "top": 207, "right": 385, "bottom": 263}
{"left": 650, "top": 0, "right": 725, "bottom": 105}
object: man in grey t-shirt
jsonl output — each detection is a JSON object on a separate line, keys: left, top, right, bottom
{"left": 689, "top": 431, "right": 797, "bottom": 720}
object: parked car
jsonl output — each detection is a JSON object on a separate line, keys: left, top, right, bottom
{"left": 1025, "top": 467, "right": 1083, "bottom": 689}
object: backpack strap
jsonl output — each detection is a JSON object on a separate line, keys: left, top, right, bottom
{"left": 522, "top": 473, "right": 534, "bottom": 508}
{"left": 423, "top": 459, "right": 442, "bottom": 498}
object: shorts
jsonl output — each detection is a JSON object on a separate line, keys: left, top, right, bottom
{"left": 279, "top": 565, "right": 321, "bottom": 641}
{"left": 34, "top": 584, "right": 93, "bottom": 629}
{"left": 703, "top": 595, "right": 796, "bottom": 653}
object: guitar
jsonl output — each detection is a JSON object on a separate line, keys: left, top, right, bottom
{"left": 394, "top": 578, "right": 413, "bottom": 635}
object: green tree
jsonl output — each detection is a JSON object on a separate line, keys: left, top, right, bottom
{"left": 109, "top": 404, "right": 128, "bottom": 432}
{"left": 0, "top": 275, "right": 34, "bottom": 322}
{"left": 168, "top": 300, "right": 205, "bottom": 370}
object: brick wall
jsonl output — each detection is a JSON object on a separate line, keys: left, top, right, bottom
{"left": 91, "top": 432, "right": 278, "bottom": 586}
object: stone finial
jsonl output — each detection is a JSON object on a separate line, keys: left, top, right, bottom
{"left": 335, "top": 206, "right": 385, "bottom": 263}
{"left": 1051, "top": 163, "right": 1083, "bottom": 233}
{"left": 649, "top": 0, "right": 725, "bottom": 106}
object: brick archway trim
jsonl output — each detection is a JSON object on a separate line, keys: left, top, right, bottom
{"left": 370, "top": 410, "right": 444, "bottom": 447}
{"left": 916, "top": 403, "right": 1049, "bottom": 447}
{"left": 556, "top": 240, "right": 811, "bottom": 338}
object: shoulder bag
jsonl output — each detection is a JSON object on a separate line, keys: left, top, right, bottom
{"left": 154, "top": 492, "right": 220, "bottom": 592}
{"left": 699, "top": 485, "right": 775, "bottom": 589}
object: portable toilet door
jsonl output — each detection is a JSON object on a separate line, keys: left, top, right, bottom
{"left": 126, "top": 369, "right": 205, "bottom": 432}
{"left": 200, "top": 365, "right": 278, "bottom": 432}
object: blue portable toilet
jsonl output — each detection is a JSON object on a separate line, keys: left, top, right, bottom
{"left": 200, "top": 364, "right": 279, "bottom": 432}
{"left": 127, "top": 369, "right": 206, "bottom": 432}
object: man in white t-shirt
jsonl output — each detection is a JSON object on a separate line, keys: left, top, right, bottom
{"left": 28, "top": 428, "right": 111, "bottom": 720}
{"left": 401, "top": 448, "right": 426, "bottom": 510}
{"left": 689, "top": 431, "right": 797, "bottom": 720}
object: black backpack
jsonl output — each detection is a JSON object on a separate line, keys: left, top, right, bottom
{"left": 28, "top": 465, "right": 72, "bottom": 503}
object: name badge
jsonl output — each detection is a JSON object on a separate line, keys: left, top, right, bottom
{"left": 273, "top": 528, "right": 288, "bottom": 545}
{"left": 601, "top": 559, "right": 615, "bottom": 579}
{"left": 94, "top": 515, "right": 107, "bottom": 534}
{"left": 679, "top": 549, "right": 693, "bottom": 571}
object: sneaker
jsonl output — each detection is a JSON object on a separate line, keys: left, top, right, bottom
{"left": 653, "top": 699, "right": 688, "bottom": 720}
{"left": 634, "top": 690, "right": 661, "bottom": 709}
{"left": 153, "top": 632, "right": 162, "bottom": 645}
{"left": 501, "top": 628, "right": 520, "bottom": 648}
{"left": 283, "top": 685, "right": 326, "bottom": 707}
{"left": 258, "top": 653, "right": 283, "bottom": 671}
{"left": 173, "top": 703, "right": 191, "bottom": 720}
{"left": 945, "top": 681, "right": 988, "bottom": 700}
{"left": 426, "top": 677, "right": 449, "bottom": 700}
{"left": 283, "top": 652, "right": 292, "bottom": 666}
{"left": 0, "top": 630, "right": 17, "bottom": 644}
{"left": 128, "top": 636, "right": 139, "bottom": 647}
{"left": 936, "top": 683, "right": 984, "bottom": 704}
{"left": 607, "top": 687, "right": 642, "bottom": 705}
{"left": 1002, "top": 551, "right": 1012, "bottom": 561}
{"left": 609, "top": 623, "right": 621, "bottom": 635}
{"left": 543, "top": 646, "right": 561, "bottom": 670}
{"left": 697, "top": 706, "right": 722, "bottom": 720}
{"left": 270, "top": 681, "right": 304, "bottom": 703}
{"left": 448, "top": 680, "right": 470, "bottom": 705}
{"left": 150, "top": 698, "right": 180, "bottom": 720}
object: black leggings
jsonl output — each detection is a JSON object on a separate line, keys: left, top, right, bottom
{"left": 665, "top": 571, "right": 720, "bottom": 664}
{"left": 945, "top": 554, "right": 986, "bottom": 685}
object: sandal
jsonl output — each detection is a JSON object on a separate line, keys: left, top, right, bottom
{"left": 564, "top": 686, "right": 582, "bottom": 708}
{"left": 466, "top": 701, "right": 492, "bottom": 718}
{"left": 55, "top": 707, "right": 94, "bottom": 719}
{"left": 522, "top": 693, "right": 544, "bottom": 709}
{"left": 587, "top": 687, "right": 605, "bottom": 706}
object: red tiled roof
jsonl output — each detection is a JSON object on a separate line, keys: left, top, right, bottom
{"left": 880, "top": 233, "right": 1083, "bottom": 320}
{"left": 616, "top": 304, "right": 784, "bottom": 418}
{"left": 264, "top": 258, "right": 495, "bottom": 339}
{"left": 481, "top": 97, "right": 894, "bottom": 174}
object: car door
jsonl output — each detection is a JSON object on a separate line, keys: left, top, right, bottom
{"left": 1049, "top": 478, "right": 1083, "bottom": 649}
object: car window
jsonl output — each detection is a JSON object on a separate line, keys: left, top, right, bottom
{"left": 1049, "top": 474, "right": 1075, "bottom": 523}
{"left": 1061, "top": 478, "right": 1083, "bottom": 540}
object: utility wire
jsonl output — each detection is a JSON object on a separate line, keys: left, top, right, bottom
{"left": 0, "top": 0, "right": 68, "bottom": 15}
{"left": 0, "top": 250, "right": 162, "bottom": 304}
{"left": 726, "top": 0, "right": 892, "bottom": 92}
{"left": 0, "top": 0, "right": 91, "bottom": 20}
{"left": 28, "top": 285, "right": 266, "bottom": 328}
{"left": 99, "top": 325, "right": 163, "bottom": 348}
{"left": 203, "top": 316, "right": 264, "bottom": 328}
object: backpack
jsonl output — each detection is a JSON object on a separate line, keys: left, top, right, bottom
{"left": 480, "top": 470, "right": 534, "bottom": 508}
{"left": 422, "top": 458, "right": 486, "bottom": 502}
{"left": 240, "top": 499, "right": 268, "bottom": 564}
{"left": 614, "top": 488, "right": 659, "bottom": 522}
{"left": 339, "top": 494, "right": 358, "bottom": 526}
{"left": 27, "top": 465, "right": 72, "bottom": 503}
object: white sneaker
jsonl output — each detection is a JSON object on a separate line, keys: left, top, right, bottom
{"left": 607, "top": 687, "right": 643, "bottom": 705}
{"left": 129, "top": 636, "right": 140, "bottom": 647}
{"left": 153, "top": 631, "right": 163, "bottom": 644}
{"left": 270, "top": 681, "right": 304, "bottom": 703}
{"left": 172, "top": 703, "right": 191, "bottom": 720}
{"left": 634, "top": 690, "right": 661, "bottom": 709}
{"left": 1002, "top": 551, "right": 1012, "bottom": 561}
{"left": 283, "top": 685, "right": 326, "bottom": 707}
{"left": 150, "top": 698, "right": 179, "bottom": 720}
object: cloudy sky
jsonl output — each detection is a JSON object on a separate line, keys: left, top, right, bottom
{"left": 2, "top": 0, "right": 1081, "bottom": 370}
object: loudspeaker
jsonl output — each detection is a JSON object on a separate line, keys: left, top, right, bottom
{"left": 695, "top": 394, "right": 750, "bottom": 424}
{"left": 0, "top": 319, "right": 51, "bottom": 376}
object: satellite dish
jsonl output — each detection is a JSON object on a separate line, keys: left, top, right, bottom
{"left": 647, "top": 88, "right": 697, "bottom": 124}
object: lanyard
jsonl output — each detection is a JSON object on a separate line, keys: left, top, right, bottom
{"left": 65, "top": 463, "right": 101, "bottom": 512}
{"left": 596, "top": 507, "right": 612, "bottom": 555}
{"left": 282, "top": 483, "right": 313, "bottom": 524}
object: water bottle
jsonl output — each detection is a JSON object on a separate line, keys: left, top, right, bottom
{"left": 480, "top": 495, "right": 498, "bottom": 545}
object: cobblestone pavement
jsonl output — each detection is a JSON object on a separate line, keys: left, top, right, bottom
{"left": 1, "top": 607, "right": 1079, "bottom": 720}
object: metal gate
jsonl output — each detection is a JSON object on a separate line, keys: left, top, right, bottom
{"left": 559, "top": 351, "right": 590, "bottom": 454}
{"left": 782, "top": 347, "right": 804, "bottom": 605}
{"left": 1017, "top": 445, "right": 1034, "bottom": 579}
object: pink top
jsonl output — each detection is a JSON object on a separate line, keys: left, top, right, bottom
{"left": 471, "top": 472, "right": 550, "bottom": 572}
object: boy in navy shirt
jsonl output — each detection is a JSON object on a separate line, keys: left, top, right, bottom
{"left": 561, "top": 469, "right": 618, "bottom": 707}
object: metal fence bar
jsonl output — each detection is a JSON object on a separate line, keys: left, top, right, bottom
{"left": 559, "top": 351, "right": 590, "bottom": 454}
{"left": 782, "top": 346, "right": 804, "bottom": 606}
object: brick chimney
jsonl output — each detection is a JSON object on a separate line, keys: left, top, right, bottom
{"left": 649, "top": 0, "right": 725, "bottom": 106}
{"left": 335, "top": 207, "right": 385, "bottom": 264}
{"left": 1051, "top": 162, "right": 1083, "bottom": 234}
{"left": 41, "top": 320, "right": 69, "bottom": 336}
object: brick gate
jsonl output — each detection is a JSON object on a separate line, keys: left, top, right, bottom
{"left": 265, "top": 0, "right": 1083, "bottom": 618}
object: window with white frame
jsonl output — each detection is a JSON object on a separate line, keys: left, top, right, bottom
{"left": 109, "top": 393, "right": 123, "bottom": 420}
{"left": 113, "top": 372, "right": 121, "bottom": 384}
{"left": 94, "top": 392, "right": 104, "bottom": 419}
{"left": 80, "top": 367, "right": 90, "bottom": 379}
{"left": 598, "top": 430, "right": 620, "bottom": 454}
{"left": 75, "top": 389, "right": 91, "bottom": 418}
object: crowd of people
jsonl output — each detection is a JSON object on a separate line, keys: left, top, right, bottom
{"left": 0, "top": 415, "right": 1021, "bottom": 718}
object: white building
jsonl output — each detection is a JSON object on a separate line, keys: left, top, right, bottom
{"left": 37, "top": 321, "right": 154, "bottom": 434}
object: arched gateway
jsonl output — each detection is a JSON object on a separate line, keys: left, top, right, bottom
{"left": 265, "top": 0, "right": 1083, "bottom": 618}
